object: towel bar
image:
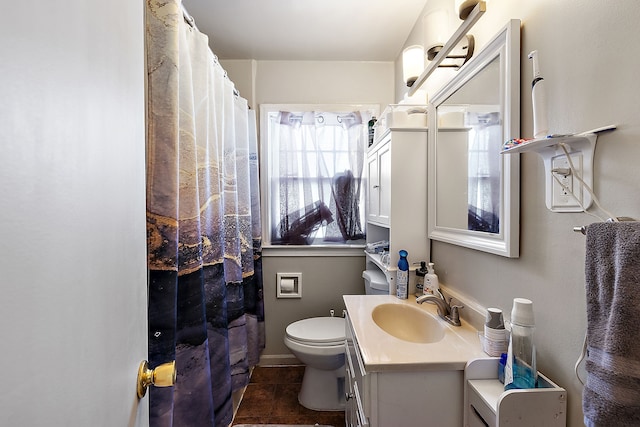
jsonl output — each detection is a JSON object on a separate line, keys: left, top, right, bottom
{"left": 573, "top": 217, "right": 636, "bottom": 234}
{"left": 573, "top": 226, "right": 587, "bottom": 234}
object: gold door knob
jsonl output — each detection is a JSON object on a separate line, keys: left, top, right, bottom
{"left": 137, "top": 360, "right": 176, "bottom": 398}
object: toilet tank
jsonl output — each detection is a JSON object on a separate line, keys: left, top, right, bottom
{"left": 362, "top": 269, "right": 389, "bottom": 295}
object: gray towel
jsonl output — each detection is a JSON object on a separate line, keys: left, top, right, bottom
{"left": 583, "top": 222, "right": 640, "bottom": 427}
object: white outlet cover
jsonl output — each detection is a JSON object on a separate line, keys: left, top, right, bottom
{"left": 538, "top": 135, "right": 596, "bottom": 212}
{"left": 550, "top": 152, "right": 583, "bottom": 210}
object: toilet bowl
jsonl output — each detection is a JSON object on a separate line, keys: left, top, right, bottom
{"left": 284, "top": 316, "right": 346, "bottom": 411}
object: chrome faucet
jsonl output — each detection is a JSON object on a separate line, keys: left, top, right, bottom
{"left": 416, "top": 290, "right": 463, "bottom": 326}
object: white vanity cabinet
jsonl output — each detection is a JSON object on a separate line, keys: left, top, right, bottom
{"left": 345, "top": 312, "right": 466, "bottom": 427}
{"left": 365, "top": 127, "right": 429, "bottom": 290}
{"left": 345, "top": 312, "right": 370, "bottom": 427}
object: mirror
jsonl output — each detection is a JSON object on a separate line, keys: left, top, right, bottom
{"left": 428, "top": 20, "right": 520, "bottom": 257}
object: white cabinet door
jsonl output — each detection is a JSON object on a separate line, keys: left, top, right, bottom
{"left": 366, "top": 138, "right": 391, "bottom": 226}
{"left": 377, "top": 143, "right": 391, "bottom": 225}
{"left": 367, "top": 150, "right": 381, "bottom": 223}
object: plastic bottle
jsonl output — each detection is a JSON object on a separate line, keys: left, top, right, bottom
{"left": 368, "top": 116, "right": 377, "bottom": 147}
{"left": 396, "top": 250, "right": 409, "bottom": 299}
{"left": 504, "top": 298, "right": 537, "bottom": 390}
{"left": 424, "top": 262, "right": 439, "bottom": 295}
{"left": 414, "top": 261, "right": 427, "bottom": 296}
{"left": 528, "top": 50, "right": 548, "bottom": 139}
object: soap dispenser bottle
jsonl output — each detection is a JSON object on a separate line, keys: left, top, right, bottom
{"left": 424, "top": 262, "right": 439, "bottom": 295}
{"left": 396, "top": 250, "right": 409, "bottom": 299}
{"left": 414, "top": 261, "right": 428, "bottom": 296}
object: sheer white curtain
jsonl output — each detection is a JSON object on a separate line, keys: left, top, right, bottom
{"left": 266, "top": 110, "right": 370, "bottom": 245}
{"left": 467, "top": 112, "right": 501, "bottom": 233}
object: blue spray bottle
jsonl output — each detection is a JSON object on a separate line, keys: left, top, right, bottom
{"left": 396, "top": 250, "right": 409, "bottom": 299}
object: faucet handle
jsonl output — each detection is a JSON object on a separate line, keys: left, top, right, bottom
{"left": 450, "top": 304, "right": 464, "bottom": 323}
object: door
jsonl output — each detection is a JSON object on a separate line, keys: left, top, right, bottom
{"left": 0, "top": 1, "right": 149, "bottom": 426}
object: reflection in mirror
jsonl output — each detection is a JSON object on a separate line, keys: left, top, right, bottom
{"left": 428, "top": 20, "right": 520, "bottom": 257}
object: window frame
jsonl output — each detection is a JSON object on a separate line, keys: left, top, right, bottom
{"left": 259, "top": 104, "right": 379, "bottom": 255}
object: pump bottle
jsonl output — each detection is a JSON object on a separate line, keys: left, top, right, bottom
{"left": 423, "top": 262, "right": 440, "bottom": 295}
{"left": 415, "top": 261, "right": 427, "bottom": 296}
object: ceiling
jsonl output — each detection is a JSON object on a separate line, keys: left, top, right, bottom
{"left": 181, "top": 0, "right": 429, "bottom": 61}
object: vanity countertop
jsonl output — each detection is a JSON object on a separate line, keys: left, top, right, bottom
{"left": 344, "top": 294, "right": 486, "bottom": 372}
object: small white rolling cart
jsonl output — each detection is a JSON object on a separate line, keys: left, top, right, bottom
{"left": 464, "top": 357, "right": 567, "bottom": 427}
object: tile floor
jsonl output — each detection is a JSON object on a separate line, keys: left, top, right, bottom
{"left": 232, "top": 366, "right": 346, "bottom": 426}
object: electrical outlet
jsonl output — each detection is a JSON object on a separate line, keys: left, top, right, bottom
{"left": 551, "top": 153, "right": 583, "bottom": 209}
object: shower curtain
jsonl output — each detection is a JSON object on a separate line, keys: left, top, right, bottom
{"left": 146, "top": 2, "right": 264, "bottom": 426}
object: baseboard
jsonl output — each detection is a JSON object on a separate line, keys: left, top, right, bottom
{"left": 258, "top": 353, "right": 302, "bottom": 366}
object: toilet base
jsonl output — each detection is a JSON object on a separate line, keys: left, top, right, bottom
{"left": 298, "top": 365, "right": 346, "bottom": 411}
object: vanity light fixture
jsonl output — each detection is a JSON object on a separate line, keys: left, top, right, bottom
{"left": 402, "top": 45, "right": 425, "bottom": 87}
{"left": 455, "top": 0, "right": 482, "bottom": 20}
{"left": 424, "top": 9, "right": 474, "bottom": 68}
{"left": 408, "top": 1, "right": 486, "bottom": 96}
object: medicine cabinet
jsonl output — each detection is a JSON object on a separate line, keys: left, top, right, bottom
{"left": 428, "top": 19, "right": 521, "bottom": 258}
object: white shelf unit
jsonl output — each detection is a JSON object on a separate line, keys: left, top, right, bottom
{"left": 365, "top": 127, "right": 430, "bottom": 295}
{"left": 464, "top": 358, "right": 567, "bottom": 427}
{"left": 500, "top": 125, "right": 615, "bottom": 212}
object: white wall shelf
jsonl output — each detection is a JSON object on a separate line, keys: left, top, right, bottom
{"left": 500, "top": 125, "right": 616, "bottom": 212}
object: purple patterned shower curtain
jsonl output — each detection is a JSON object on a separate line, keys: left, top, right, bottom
{"left": 145, "top": 2, "right": 264, "bottom": 426}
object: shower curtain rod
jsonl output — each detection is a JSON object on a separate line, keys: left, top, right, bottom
{"left": 181, "top": 4, "right": 196, "bottom": 29}
{"left": 180, "top": 3, "right": 240, "bottom": 98}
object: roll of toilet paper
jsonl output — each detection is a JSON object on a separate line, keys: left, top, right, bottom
{"left": 280, "top": 278, "right": 295, "bottom": 293}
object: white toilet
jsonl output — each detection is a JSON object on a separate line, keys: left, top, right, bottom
{"left": 363, "top": 268, "right": 389, "bottom": 295}
{"left": 284, "top": 316, "right": 346, "bottom": 411}
{"left": 283, "top": 268, "right": 389, "bottom": 411}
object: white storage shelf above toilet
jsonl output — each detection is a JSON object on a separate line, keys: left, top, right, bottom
{"left": 364, "top": 127, "right": 430, "bottom": 297}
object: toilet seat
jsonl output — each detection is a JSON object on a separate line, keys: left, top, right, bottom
{"left": 285, "top": 317, "right": 345, "bottom": 347}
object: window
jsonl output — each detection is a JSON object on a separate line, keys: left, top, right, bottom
{"left": 466, "top": 110, "right": 501, "bottom": 233}
{"left": 260, "top": 105, "right": 377, "bottom": 247}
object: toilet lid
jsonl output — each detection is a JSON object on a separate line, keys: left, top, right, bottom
{"left": 286, "top": 317, "right": 345, "bottom": 345}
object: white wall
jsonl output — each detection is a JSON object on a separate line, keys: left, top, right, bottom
{"left": 398, "top": 1, "right": 640, "bottom": 426}
{"left": 0, "top": 1, "right": 147, "bottom": 425}
{"left": 220, "top": 59, "right": 257, "bottom": 108}
{"left": 224, "top": 60, "right": 393, "bottom": 358}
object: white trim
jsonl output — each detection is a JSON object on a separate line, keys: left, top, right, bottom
{"left": 258, "top": 353, "right": 302, "bottom": 366}
{"left": 259, "top": 103, "right": 380, "bottom": 247}
{"left": 262, "top": 245, "right": 366, "bottom": 257}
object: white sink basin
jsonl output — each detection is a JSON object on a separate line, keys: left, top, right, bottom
{"left": 371, "top": 303, "right": 445, "bottom": 343}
